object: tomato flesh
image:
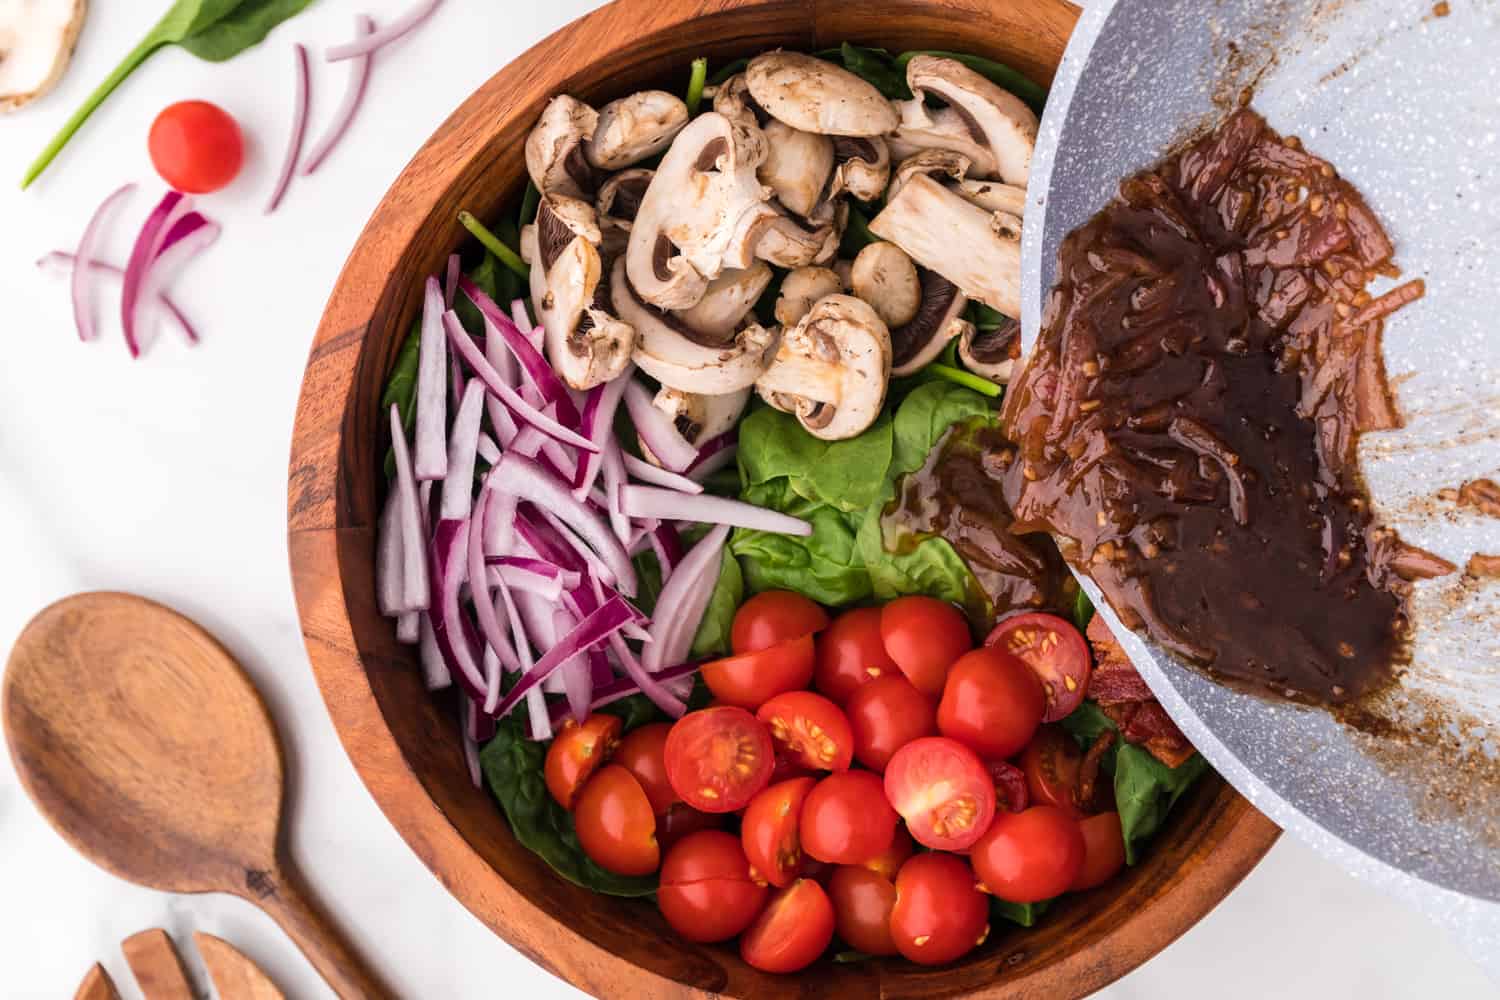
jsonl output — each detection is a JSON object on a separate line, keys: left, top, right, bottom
{"left": 658, "top": 830, "right": 767, "bottom": 943}
{"left": 740, "top": 878, "right": 836, "bottom": 974}
{"left": 572, "top": 765, "right": 659, "bottom": 876}
{"left": 971, "top": 805, "right": 1086, "bottom": 903}
{"left": 880, "top": 596, "right": 972, "bottom": 697}
{"left": 148, "top": 101, "right": 244, "bottom": 193}
{"left": 1018, "top": 724, "right": 1085, "bottom": 818}
{"left": 544, "top": 713, "right": 621, "bottom": 810}
{"left": 986, "top": 612, "right": 1092, "bottom": 722}
{"left": 757, "top": 690, "right": 854, "bottom": 771}
{"left": 845, "top": 673, "right": 936, "bottom": 771}
{"left": 664, "top": 706, "right": 774, "bottom": 813}
{"left": 883, "top": 737, "right": 996, "bottom": 852}
{"left": 733, "top": 590, "right": 829, "bottom": 653}
{"left": 612, "top": 722, "right": 676, "bottom": 815}
{"left": 828, "top": 865, "right": 899, "bottom": 956}
{"left": 800, "top": 771, "right": 897, "bottom": 865}
{"left": 890, "top": 853, "right": 990, "bottom": 965}
{"left": 702, "top": 635, "right": 816, "bottom": 710}
{"left": 814, "top": 607, "right": 898, "bottom": 703}
{"left": 937, "top": 645, "right": 1045, "bottom": 759}
{"left": 988, "top": 759, "right": 1030, "bottom": 814}
{"left": 1071, "top": 811, "right": 1127, "bottom": 891}
{"left": 741, "top": 777, "right": 817, "bottom": 888}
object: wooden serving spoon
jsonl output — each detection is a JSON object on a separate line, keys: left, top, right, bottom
{"left": 2, "top": 592, "right": 390, "bottom": 999}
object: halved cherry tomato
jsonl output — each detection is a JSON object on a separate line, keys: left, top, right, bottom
{"left": 742, "top": 777, "right": 817, "bottom": 888}
{"left": 889, "top": 853, "right": 990, "bottom": 965}
{"left": 884, "top": 737, "right": 996, "bottom": 852}
{"left": 148, "top": 100, "right": 244, "bottom": 193}
{"left": 828, "top": 865, "right": 899, "bottom": 956}
{"left": 658, "top": 830, "right": 767, "bottom": 943}
{"left": 770, "top": 751, "right": 817, "bottom": 785}
{"left": 937, "top": 646, "right": 1045, "bottom": 759}
{"left": 800, "top": 771, "right": 897, "bottom": 865}
{"left": 572, "top": 765, "right": 659, "bottom": 876}
{"left": 861, "top": 824, "right": 915, "bottom": 881}
{"left": 1018, "top": 724, "right": 1084, "bottom": 818}
{"left": 880, "top": 596, "right": 972, "bottom": 697}
{"left": 845, "top": 674, "right": 936, "bottom": 771}
{"left": 701, "top": 635, "right": 815, "bottom": 709}
{"left": 732, "top": 590, "right": 829, "bottom": 653}
{"left": 1071, "top": 811, "right": 1127, "bottom": 891}
{"left": 814, "top": 607, "right": 898, "bottom": 703}
{"left": 986, "top": 612, "right": 1092, "bottom": 722}
{"left": 544, "top": 714, "right": 622, "bottom": 810}
{"left": 664, "top": 706, "right": 774, "bottom": 813}
{"left": 757, "top": 691, "right": 853, "bottom": 771}
{"left": 988, "top": 759, "right": 1030, "bottom": 814}
{"left": 613, "top": 722, "right": 675, "bottom": 815}
{"left": 971, "top": 805, "right": 1086, "bottom": 903}
{"left": 657, "top": 802, "right": 723, "bottom": 852}
{"left": 740, "top": 878, "right": 836, "bottom": 974}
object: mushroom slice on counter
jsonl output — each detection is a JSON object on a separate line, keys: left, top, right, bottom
{"left": 626, "top": 111, "right": 778, "bottom": 311}
{"left": 759, "top": 119, "right": 834, "bottom": 219}
{"left": 746, "top": 51, "right": 898, "bottom": 137}
{"left": 0, "top": 0, "right": 87, "bottom": 113}
{"left": 774, "top": 266, "right": 843, "bottom": 327}
{"left": 522, "top": 196, "right": 635, "bottom": 390}
{"left": 585, "top": 90, "right": 689, "bottom": 170}
{"left": 673, "top": 263, "right": 773, "bottom": 339}
{"left": 611, "top": 256, "right": 777, "bottom": 394}
{"left": 828, "top": 136, "right": 890, "bottom": 203}
{"left": 869, "top": 173, "right": 1021, "bottom": 318}
{"left": 850, "top": 242, "right": 921, "bottom": 329}
{"left": 958, "top": 314, "right": 1020, "bottom": 384}
{"left": 902, "top": 55, "right": 1037, "bottom": 185}
{"left": 889, "top": 271, "right": 971, "bottom": 376}
{"left": 525, "top": 95, "right": 600, "bottom": 198}
{"left": 756, "top": 294, "right": 891, "bottom": 441}
{"left": 713, "top": 73, "right": 768, "bottom": 127}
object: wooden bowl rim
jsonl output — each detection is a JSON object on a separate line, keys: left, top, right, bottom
{"left": 287, "top": 1, "right": 1281, "bottom": 997}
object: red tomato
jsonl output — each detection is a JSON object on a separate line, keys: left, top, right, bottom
{"left": 701, "top": 635, "right": 816, "bottom": 709}
{"left": 884, "top": 737, "right": 997, "bottom": 852}
{"left": 1018, "top": 724, "right": 1084, "bottom": 817}
{"left": 147, "top": 101, "right": 244, "bottom": 194}
{"left": 845, "top": 674, "right": 936, "bottom": 771}
{"left": 814, "top": 607, "right": 898, "bottom": 703}
{"left": 572, "top": 765, "right": 659, "bottom": 876}
{"left": 742, "top": 777, "right": 817, "bottom": 888}
{"left": 757, "top": 691, "right": 854, "bottom": 772}
{"left": 1071, "top": 811, "right": 1127, "bottom": 891}
{"left": 889, "top": 853, "right": 990, "bottom": 965}
{"left": 657, "top": 802, "right": 723, "bottom": 852}
{"left": 986, "top": 613, "right": 1092, "bottom": 722}
{"left": 658, "top": 830, "right": 767, "bottom": 943}
{"left": 800, "top": 771, "right": 897, "bottom": 865}
{"left": 732, "top": 591, "right": 829, "bottom": 653}
{"left": 770, "top": 751, "right": 817, "bottom": 785}
{"left": 828, "top": 866, "right": 899, "bottom": 956}
{"left": 988, "top": 759, "right": 1030, "bottom": 814}
{"left": 860, "top": 824, "right": 915, "bottom": 881}
{"left": 664, "top": 706, "right": 774, "bottom": 813}
{"left": 740, "top": 879, "right": 836, "bottom": 974}
{"left": 937, "top": 646, "right": 1045, "bottom": 759}
{"left": 880, "top": 596, "right": 972, "bottom": 697}
{"left": 613, "top": 722, "right": 675, "bottom": 815}
{"left": 971, "top": 805, "right": 1086, "bottom": 903}
{"left": 544, "top": 714, "right": 622, "bottom": 810}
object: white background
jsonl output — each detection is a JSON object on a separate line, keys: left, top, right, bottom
{"left": 0, "top": 2, "right": 1493, "bottom": 998}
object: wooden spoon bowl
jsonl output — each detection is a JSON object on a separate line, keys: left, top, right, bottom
{"left": 287, "top": 1, "right": 1280, "bottom": 997}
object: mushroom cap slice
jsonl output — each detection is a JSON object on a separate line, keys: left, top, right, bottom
{"left": 748, "top": 210, "right": 840, "bottom": 269}
{"left": 953, "top": 178, "right": 1027, "bottom": 217}
{"left": 905, "top": 55, "right": 1037, "bottom": 186}
{"left": 625, "top": 111, "right": 778, "bottom": 311}
{"left": 585, "top": 90, "right": 689, "bottom": 171}
{"left": 673, "top": 263, "right": 773, "bottom": 340}
{"left": 597, "top": 168, "right": 653, "bottom": 233}
{"left": 958, "top": 314, "right": 1020, "bottom": 384}
{"left": 774, "top": 266, "right": 843, "bottom": 327}
{"left": 759, "top": 119, "right": 834, "bottom": 219}
{"left": 746, "top": 51, "right": 898, "bottom": 137}
{"left": 889, "top": 100, "right": 999, "bottom": 179}
{"left": 654, "top": 386, "right": 752, "bottom": 445}
{"left": 869, "top": 172, "right": 1021, "bottom": 318}
{"left": 526, "top": 95, "right": 600, "bottom": 198}
{"left": 828, "top": 136, "right": 890, "bottom": 203}
{"left": 851, "top": 242, "right": 921, "bottom": 329}
{"left": 889, "top": 271, "right": 971, "bottom": 376}
{"left": 756, "top": 294, "right": 891, "bottom": 441}
{"left": 887, "top": 148, "right": 974, "bottom": 202}
{"left": 713, "top": 73, "right": 769, "bottom": 128}
{"left": 0, "top": 0, "right": 86, "bottom": 113}
{"left": 611, "top": 256, "right": 777, "bottom": 394}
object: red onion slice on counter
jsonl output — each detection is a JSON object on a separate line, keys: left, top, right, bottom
{"left": 326, "top": 0, "right": 443, "bottom": 61}
{"left": 266, "top": 44, "right": 311, "bottom": 214}
{"left": 38, "top": 254, "right": 200, "bottom": 345}
{"left": 623, "top": 380, "right": 698, "bottom": 472}
{"left": 303, "top": 14, "right": 375, "bottom": 175}
{"left": 622, "top": 485, "right": 812, "bottom": 536}
{"left": 71, "top": 183, "right": 135, "bottom": 342}
{"left": 121, "top": 190, "right": 191, "bottom": 358}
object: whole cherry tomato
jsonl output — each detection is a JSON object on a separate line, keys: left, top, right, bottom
{"left": 1071, "top": 811, "right": 1127, "bottom": 891}
{"left": 861, "top": 824, "right": 915, "bottom": 881}
{"left": 889, "top": 853, "right": 990, "bottom": 965}
{"left": 937, "top": 646, "right": 1045, "bottom": 759}
{"left": 986, "top": 612, "right": 1092, "bottom": 722}
{"left": 828, "top": 865, "right": 899, "bottom": 956}
{"left": 702, "top": 636, "right": 816, "bottom": 709}
{"left": 732, "top": 591, "right": 829, "bottom": 653}
{"left": 148, "top": 100, "right": 244, "bottom": 193}
{"left": 740, "top": 878, "right": 836, "bottom": 974}
{"left": 971, "top": 805, "right": 1086, "bottom": 904}
{"left": 880, "top": 596, "right": 972, "bottom": 697}
{"left": 613, "top": 722, "right": 676, "bottom": 814}
{"left": 545, "top": 714, "right": 622, "bottom": 810}
{"left": 884, "top": 737, "right": 996, "bottom": 852}
{"left": 845, "top": 674, "right": 936, "bottom": 771}
{"left": 573, "top": 765, "right": 659, "bottom": 876}
{"left": 664, "top": 706, "right": 774, "bottom": 813}
{"left": 757, "top": 690, "right": 854, "bottom": 771}
{"left": 814, "top": 607, "right": 898, "bottom": 703}
{"left": 800, "top": 771, "right": 897, "bottom": 865}
{"left": 741, "top": 777, "right": 817, "bottom": 888}
{"left": 657, "top": 830, "right": 767, "bottom": 943}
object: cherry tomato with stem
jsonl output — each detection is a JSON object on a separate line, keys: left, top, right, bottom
{"left": 828, "top": 865, "right": 899, "bottom": 956}
{"left": 884, "top": 737, "right": 996, "bottom": 852}
{"left": 148, "top": 101, "right": 244, "bottom": 193}
{"left": 658, "top": 830, "right": 768, "bottom": 942}
{"left": 845, "top": 674, "right": 936, "bottom": 771}
{"left": 701, "top": 635, "right": 816, "bottom": 709}
{"left": 800, "top": 771, "right": 897, "bottom": 865}
{"left": 732, "top": 590, "right": 829, "bottom": 653}
{"left": 664, "top": 706, "right": 774, "bottom": 813}
{"left": 880, "top": 596, "right": 972, "bottom": 697}
{"left": 986, "top": 612, "right": 1092, "bottom": 722}
{"left": 572, "top": 765, "right": 659, "bottom": 876}
{"left": 937, "top": 645, "right": 1045, "bottom": 759}
{"left": 1018, "top": 724, "right": 1085, "bottom": 818}
{"left": 889, "top": 853, "right": 990, "bottom": 965}
{"left": 612, "top": 722, "right": 676, "bottom": 815}
{"left": 757, "top": 690, "right": 853, "bottom": 771}
{"left": 971, "top": 805, "right": 1086, "bottom": 903}
{"left": 814, "top": 607, "right": 898, "bottom": 703}
{"left": 544, "top": 713, "right": 622, "bottom": 810}
{"left": 1070, "top": 811, "right": 1127, "bottom": 891}
{"left": 741, "top": 777, "right": 817, "bottom": 888}
{"left": 740, "top": 878, "right": 836, "bottom": 974}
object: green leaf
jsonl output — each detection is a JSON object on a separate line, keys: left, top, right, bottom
{"left": 453, "top": 251, "right": 504, "bottom": 335}
{"left": 685, "top": 57, "right": 709, "bottom": 115}
{"left": 690, "top": 553, "right": 744, "bottom": 658}
{"left": 598, "top": 694, "right": 666, "bottom": 733}
{"left": 180, "top": 0, "right": 316, "bottom": 60}
{"left": 888, "top": 381, "right": 994, "bottom": 476}
{"left": 1071, "top": 586, "right": 1095, "bottom": 633}
{"left": 380, "top": 319, "right": 422, "bottom": 479}
{"left": 708, "top": 57, "right": 749, "bottom": 87}
{"left": 736, "top": 406, "right": 893, "bottom": 514}
{"left": 992, "top": 897, "right": 1050, "bottom": 928}
{"left": 1059, "top": 701, "right": 1117, "bottom": 746}
{"left": 840, "top": 203, "right": 879, "bottom": 259}
{"left": 838, "top": 42, "right": 909, "bottom": 100}
{"left": 967, "top": 301, "right": 1014, "bottom": 331}
{"left": 894, "top": 50, "right": 1047, "bottom": 115}
{"left": 733, "top": 489, "right": 873, "bottom": 606}
{"left": 459, "top": 211, "right": 529, "bottom": 280}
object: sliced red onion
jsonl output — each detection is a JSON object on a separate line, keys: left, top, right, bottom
{"left": 396, "top": 611, "right": 420, "bottom": 644}
{"left": 40, "top": 253, "right": 200, "bottom": 346}
{"left": 140, "top": 211, "right": 220, "bottom": 352}
{"left": 476, "top": 432, "right": 501, "bottom": 466}
{"left": 549, "top": 658, "right": 702, "bottom": 726}
{"left": 302, "top": 14, "right": 375, "bottom": 175}
{"left": 485, "top": 564, "right": 564, "bottom": 601}
{"left": 388, "top": 405, "right": 430, "bottom": 610}
{"left": 71, "top": 183, "right": 135, "bottom": 342}
{"left": 157, "top": 209, "right": 213, "bottom": 255}
{"left": 624, "top": 380, "right": 697, "bottom": 472}
{"left": 266, "top": 44, "right": 311, "bottom": 214}
{"left": 442, "top": 254, "right": 459, "bottom": 308}
{"left": 121, "top": 191, "right": 191, "bottom": 358}
{"left": 461, "top": 694, "right": 484, "bottom": 788}
{"left": 431, "top": 519, "right": 488, "bottom": 703}
{"left": 510, "top": 298, "right": 538, "bottom": 345}
{"left": 512, "top": 507, "right": 585, "bottom": 572}
{"left": 419, "top": 614, "right": 450, "bottom": 690}
{"left": 600, "top": 443, "right": 632, "bottom": 546}
{"left": 606, "top": 633, "right": 686, "bottom": 718}
{"left": 688, "top": 432, "right": 738, "bottom": 482}
{"left": 467, "top": 494, "right": 524, "bottom": 697}
{"left": 492, "top": 596, "right": 641, "bottom": 719}
{"left": 554, "top": 608, "right": 593, "bottom": 723}
{"left": 644, "top": 525, "right": 730, "bottom": 673}
{"left": 442, "top": 310, "right": 596, "bottom": 452}
{"left": 555, "top": 580, "right": 620, "bottom": 686}
{"left": 540, "top": 509, "right": 617, "bottom": 588}
{"left": 460, "top": 277, "right": 578, "bottom": 426}
{"left": 376, "top": 488, "right": 405, "bottom": 615}
{"left": 623, "top": 452, "right": 704, "bottom": 494}
{"left": 649, "top": 522, "right": 685, "bottom": 582}
{"left": 414, "top": 278, "right": 450, "bottom": 480}
{"left": 573, "top": 375, "right": 631, "bottom": 499}
{"left": 327, "top": 0, "right": 441, "bottom": 60}
{"left": 439, "top": 380, "right": 485, "bottom": 519}
{"left": 486, "top": 555, "right": 581, "bottom": 589}
{"left": 622, "top": 485, "right": 811, "bottom": 536}
{"left": 488, "top": 546, "right": 532, "bottom": 715}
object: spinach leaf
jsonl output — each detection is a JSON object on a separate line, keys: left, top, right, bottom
{"left": 737, "top": 406, "right": 893, "bottom": 514}
{"left": 967, "top": 301, "right": 1015, "bottom": 331}
{"left": 690, "top": 552, "right": 743, "bottom": 658}
{"left": 889, "top": 381, "right": 994, "bottom": 474}
{"left": 453, "top": 251, "right": 505, "bottom": 335}
{"left": 1059, "top": 700, "right": 1116, "bottom": 746}
{"left": 992, "top": 897, "right": 1050, "bottom": 928}
{"left": 840, "top": 203, "right": 880, "bottom": 259}
{"left": 1071, "top": 586, "right": 1095, "bottom": 633}
{"left": 380, "top": 320, "right": 422, "bottom": 480}
{"left": 23, "top": 0, "right": 318, "bottom": 187}
{"left": 598, "top": 693, "right": 664, "bottom": 733}
{"left": 894, "top": 50, "right": 1047, "bottom": 115}
{"left": 733, "top": 485, "right": 872, "bottom": 606}
{"left": 837, "top": 43, "right": 909, "bottom": 100}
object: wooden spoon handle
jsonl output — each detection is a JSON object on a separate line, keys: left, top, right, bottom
{"left": 254, "top": 859, "right": 392, "bottom": 1000}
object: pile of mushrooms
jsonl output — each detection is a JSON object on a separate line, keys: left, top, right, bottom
{"left": 521, "top": 51, "right": 1036, "bottom": 444}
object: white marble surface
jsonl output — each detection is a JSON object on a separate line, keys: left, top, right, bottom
{"left": 0, "top": 3, "right": 1493, "bottom": 998}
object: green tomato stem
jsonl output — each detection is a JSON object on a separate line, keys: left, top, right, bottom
{"left": 685, "top": 57, "right": 709, "bottom": 116}
{"left": 927, "top": 363, "right": 1002, "bottom": 398}
{"left": 459, "top": 210, "right": 529, "bottom": 281}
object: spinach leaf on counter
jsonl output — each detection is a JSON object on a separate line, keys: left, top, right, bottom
{"left": 180, "top": 0, "right": 317, "bottom": 60}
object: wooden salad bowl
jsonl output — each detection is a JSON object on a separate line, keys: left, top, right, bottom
{"left": 287, "top": 0, "right": 1282, "bottom": 996}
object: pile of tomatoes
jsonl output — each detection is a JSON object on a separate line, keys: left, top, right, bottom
{"left": 543, "top": 592, "right": 1129, "bottom": 974}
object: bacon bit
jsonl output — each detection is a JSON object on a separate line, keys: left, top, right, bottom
{"left": 1075, "top": 729, "right": 1116, "bottom": 811}
{"left": 1087, "top": 616, "right": 1198, "bottom": 768}
{"left": 1089, "top": 661, "right": 1156, "bottom": 704}
{"left": 1348, "top": 279, "right": 1424, "bottom": 328}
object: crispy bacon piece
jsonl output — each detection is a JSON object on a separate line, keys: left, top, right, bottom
{"left": 1075, "top": 729, "right": 1116, "bottom": 812}
{"left": 1086, "top": 615, "right": 1197, "bottom": 768}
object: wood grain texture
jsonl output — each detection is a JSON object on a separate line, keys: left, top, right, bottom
{"left": 122, "top": 930, "right": 192, "bottom": 1000}
{"left": 286, "top": 1, "right": 1282, "bottom": 998}
{"left": 1, "top": 593, "right": 390, "bottom": 1000}
{"left": 73, "top": 963, "right": 121, "bottom": 1000}
{"left": 196, "top": 932, "right": 286, "bottom": 1000}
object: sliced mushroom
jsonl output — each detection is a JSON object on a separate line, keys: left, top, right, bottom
{"left": 756, "top": 294, "right": 891, "bottom": 440}
{"left": 585, "top": 90, "right": 689, "bottom": 170}
{"left": 1, "top": 0, "right": 86, "bottom": 113}
{"left": 522, "top": 196, "right": 635, "bottom": 389}
{"left": 828, "top": 136, "right": 890, "bottom": 203}
{"left": 850, "top": 242, "right": 921, "bottom": 329}
{"left": 713, "top": 73, "right": 768, "bottom": 127}
{"left": 958, "top": 315, "right": 1020, "bottom": 384}
{"left": 759, "top": 119, "right": 835, "bottom": 218}
{"left": 869, "top": 173, "right": 1021, "bottom": 317}
{"left": 887, "top": 149, "right": 974, "bottom": 202}
{"left": 745, "top": 51, "right": 898, "bottom": 137}
{"left": 749, "top": 210, "right": 841, "bottom": 269}
{"left": 953, "top": 178, "right": 1027, "bottom": 217}
{"left": 611, "top": 256, "right": 777, "bottom": 393}
{"left": 625, "top": 112, "right": 778, "bottom": 311}
{"left": 596, "top": 168, "right": 653, "bottom": 251}
{"left": 653, "top": 386, "right": 752, "bottom": 445}
{"left": 775, "top": 266, "right": 843, "bottom": 327}
{"left": 525, "top": 95, "right": 599, "bottom": 198}
{"left": 889, "top": 100, "right": 999, "bottom": 179}
{"left": 890, "top": 271, "right": 971, "bottom": 376}
{"left": 673, "top": 263, "right": 773, "bottom": 339}
{"left": 903, "top": 55, "right": 1037, "bottom": 185}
